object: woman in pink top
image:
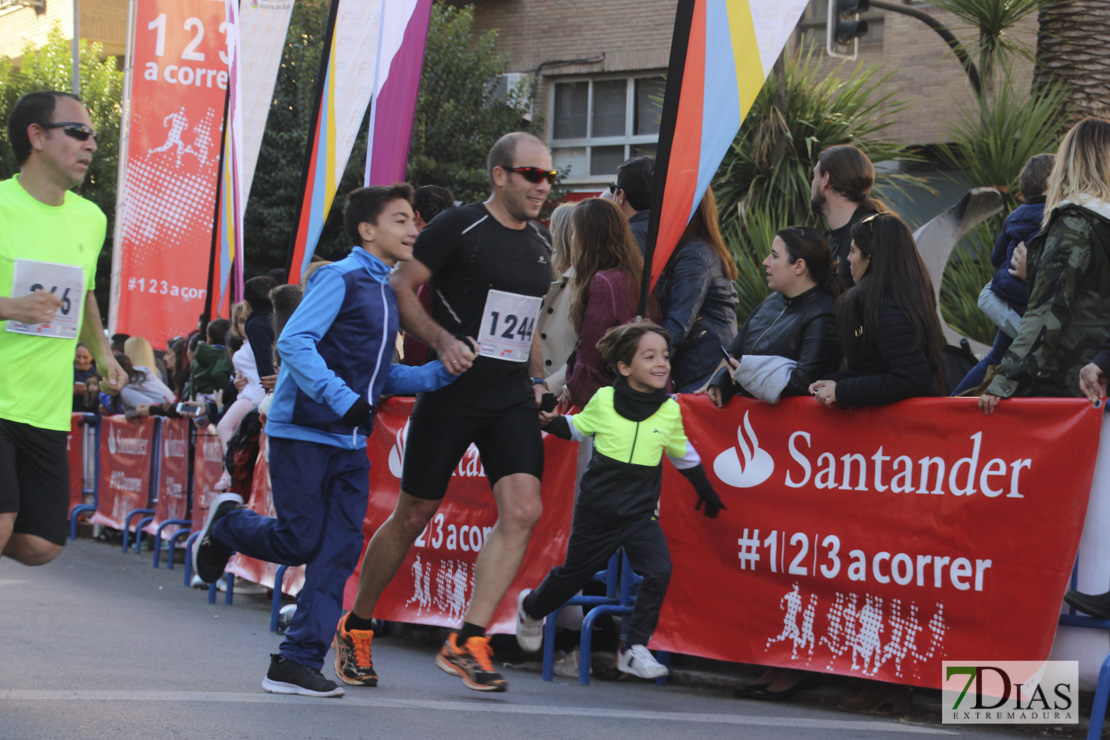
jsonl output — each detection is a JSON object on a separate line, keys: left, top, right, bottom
{"left": 562, "top": 198, "right": 645, "bottom": 408}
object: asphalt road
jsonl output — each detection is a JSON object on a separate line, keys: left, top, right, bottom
{"left": 0, "top": 539, "right": 1076, "bottom": 740}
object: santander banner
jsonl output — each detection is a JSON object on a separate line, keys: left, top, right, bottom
{"left": 90, "top": 416, "right": 157, "bottom": 530}
{"left": 144, "top": 418, "right": 190, "bottom": 539}
{"left": 653, "top": 396, "right": 1100, "bottom": 689}
{"left": 110, "top": 0, "right": 229, "bottom": 342}
{"left": 343, "top": 397, "right": 579, "bottom": 633}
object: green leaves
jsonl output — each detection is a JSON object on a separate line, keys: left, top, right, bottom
{"left": 713, "top": 46, "right": 915, "bottom": 229}
{"left": 406, "top": 3, "right": 540, "bottom": 205}
{"left": 712, "top": 46, "right": 917, "bottom": 323}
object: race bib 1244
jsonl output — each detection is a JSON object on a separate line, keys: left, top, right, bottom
{"left": 477, "top": 289, "right": 541, "bottom": 362}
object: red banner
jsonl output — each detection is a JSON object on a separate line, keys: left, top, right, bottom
{"left": 653, "top": 396, "right": 1100, "bottom": 689}
{"left": 90, "top": 416, "right": 157, "bottom": 529}
{"left": 190, "top": 429, "right": 225, "bottom": 526}
{"left": 111, "top": 0, "right": 230, "bottom": 341}
{"left": 144, "top": 418, "right": 190, "bottom": 539}
{"left": 343, "top": 397, "right": 579, "bottom": 634}
{"left": 67, "top": 413, "right": 87, "bottom": 512}
{"left": 228, "top": 434, "right": 305, "bottom": 596}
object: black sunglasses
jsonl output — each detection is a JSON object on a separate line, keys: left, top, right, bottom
{"left": 504, "top": 166, "right": 557, "bottom": 185}
{"left": 608, "top": 182, "right": 621, "bottom": 194}
{"left": 43, "top": 121, "right": 97, "bottom": 142}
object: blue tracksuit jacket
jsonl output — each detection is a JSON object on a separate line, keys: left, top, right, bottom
{"left": 265, "top": 247, "right": 453, "bottom": 449}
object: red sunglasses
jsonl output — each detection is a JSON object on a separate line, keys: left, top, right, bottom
{"left": 504, "top": 166, "right": 557, "bottom": 185}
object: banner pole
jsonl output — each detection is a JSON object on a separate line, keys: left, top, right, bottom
{"left": 284, "top": 0, "right": 341, "bottom": 284}
{"left": 638, "top": 0, "right": 696, "bottom": 317}
{"left": 108, "top": 0, "right": 137, "bottom": 336}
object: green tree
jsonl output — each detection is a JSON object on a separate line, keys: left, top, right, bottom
{"left": 244, "top": 0, "right": 539, "bottom": 273}
{"left": 406, "top": 3, "right": 539, "bottom": 204}
{"left": 0, "top": 26, "right": 123, "bottom": 315}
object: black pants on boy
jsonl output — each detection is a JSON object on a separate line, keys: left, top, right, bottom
{"left": 523, "top": 514, "right": 672, "bottom": 646}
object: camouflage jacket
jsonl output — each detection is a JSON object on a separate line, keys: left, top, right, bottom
{"left": 986, "top": 199, "right": 1110, "bottom": 398}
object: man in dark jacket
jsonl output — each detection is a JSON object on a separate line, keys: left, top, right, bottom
{"left": 608, "top": 156, "right": 654, "bottom": 253}
{"left": 810, "top": 145, "right": 886, "bottom": 287}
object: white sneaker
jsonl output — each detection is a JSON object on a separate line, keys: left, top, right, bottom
{"left": 515, "top": 588, "right": 543, "bottom": 653}
{"left": 618, "top": 644, "right": 669, "bottom": 679}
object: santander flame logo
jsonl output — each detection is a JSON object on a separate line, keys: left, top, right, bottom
{"left": 388, "top": 421, "right": 410, "bottom": 478}
{"left": 713, "top": 411, "right": 774, "bottom": 488}
{"left": 107, "top": 425, "right": 117, "bottom": 455}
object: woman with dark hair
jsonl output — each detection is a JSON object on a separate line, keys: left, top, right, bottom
{"left": 704, "top": 227, "right": 841, "bottom": 406}
{"left": 655, "top": 187, "right": 739, "bottom": 392}
{"left": 810, "top": 212, "right": 945, "bottom": 408}
{"left": 561, "top": 199, "right": 644, "bottom": 408}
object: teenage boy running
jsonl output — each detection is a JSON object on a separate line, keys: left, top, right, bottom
{"left": 193, "top": 184, "right": 457, "bottom": 698}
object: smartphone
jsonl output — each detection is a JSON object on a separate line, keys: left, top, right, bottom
{"left": 720, "top": 345, "right": 736, "bottom": 364}
{"left": 176, "top": 401, "right": 204, "bottom": 416}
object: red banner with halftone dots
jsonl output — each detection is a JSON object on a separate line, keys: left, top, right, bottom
{"left": 111, "top": 0, "right": 229, "bottom": 343}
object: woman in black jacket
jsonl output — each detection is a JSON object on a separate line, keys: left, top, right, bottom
{"left": 655, "top": 187, "right": 739, "bottom": 392}
{"left": 810, "top": 212, "right": 944, "bottom": 408}
{"left": 705, "top": 226, "right": 841, "bottom": 406}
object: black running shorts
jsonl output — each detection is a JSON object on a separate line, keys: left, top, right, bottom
{"left": 0, "top": 418, "right": 70, "bottom": 546}
{"left": 400, "top": 401, "right": 545, "bottom": 500}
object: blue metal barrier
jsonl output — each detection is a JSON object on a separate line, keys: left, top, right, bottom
{"left": 184, "top": 531, "right": 201, "bottom": 586}
{"left": 1061, "top": 562, "right": 1110, "bottom": 739}
{"left": 540, "top": 550, "right": 667, "bottom": 686}
{"left": 68, "top": 414, "right": 100, "bottom": 540}
{"left": 152, "top": 520, "right": 192, "bottom": 568}
{"left": 121, "top": 508, "right": 155, "bottom": 553}
{"left": 270, "top": 565, "right": 289, "bottom": 632}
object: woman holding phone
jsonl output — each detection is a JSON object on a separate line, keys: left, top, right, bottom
{"left": 703, "top": 226, "right": 841, "bottom": 406}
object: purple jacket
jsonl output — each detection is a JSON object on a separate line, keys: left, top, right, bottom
{"left": 564, "top": 269, "right": 638, "bottom": 407}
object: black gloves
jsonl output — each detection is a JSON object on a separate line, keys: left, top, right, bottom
{"left": 342, "top": 397, "right": 373, "bottom": 428}
{"left": 695, "top": 487, "right": 726, "bottom": 518}
{"left": 678, "top": 463, "right": 727, "bottom": 518}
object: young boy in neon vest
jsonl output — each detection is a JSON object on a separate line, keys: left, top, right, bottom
{"left": 193, "top": 184, "right": 457, "bottom": 698}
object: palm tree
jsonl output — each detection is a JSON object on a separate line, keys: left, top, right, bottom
{"left": 1033, "top": 0, "right": 1110, "bottom": 121}
{"left": 929, "top": 0, "right": 1045, "bottom": 99}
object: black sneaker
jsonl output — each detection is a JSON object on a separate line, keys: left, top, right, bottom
{"left": 193, "top": 492, "right": 242, "bottom": 584}
{"left": 262, "top": 653, "right": 345, "bottom": 698}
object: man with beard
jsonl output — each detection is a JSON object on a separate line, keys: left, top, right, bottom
{"left": 810, "top": 145, "right": 888, "bottom": 287}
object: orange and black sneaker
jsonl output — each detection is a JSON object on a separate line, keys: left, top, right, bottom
{"left": 332, "top": 612, "right": 378, "bottom": 687}
{"left": 435, "top": 633, "right": 507, "bottom": 692}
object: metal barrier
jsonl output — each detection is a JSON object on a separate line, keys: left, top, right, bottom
{"left": 1061, "top": 564, "right": 1110, "bottom": 739}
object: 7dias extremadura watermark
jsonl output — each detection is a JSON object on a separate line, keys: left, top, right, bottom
{"left": 942, "top": 661, "right": 1078, "bottom": 725}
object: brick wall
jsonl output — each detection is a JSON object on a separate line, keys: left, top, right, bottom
{"left": 0, "top": 0, "right": 127, "bottom": 63}
{"left": 462, "top": 0, "right": 1038, "bottom": 147}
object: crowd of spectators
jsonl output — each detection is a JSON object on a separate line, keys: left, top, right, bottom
{"left": 63, "top": 116, "right": 1110, "bottom": 708}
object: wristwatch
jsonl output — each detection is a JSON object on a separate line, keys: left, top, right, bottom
{"left": 530, "top": 377, "right": 549, "bottom": 389}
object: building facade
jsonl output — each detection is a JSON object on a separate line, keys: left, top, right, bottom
{"left": 462, "top": 0, "right": 1037, "bottom": 188}
{"left": 0, "top": 0, "right": 127, "bottom": 61}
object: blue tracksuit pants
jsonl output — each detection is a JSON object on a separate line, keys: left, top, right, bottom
{"left": 212, "top": 436, "right": 370, "bottom": 670}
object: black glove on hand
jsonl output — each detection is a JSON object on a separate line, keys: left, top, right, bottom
{"left": 678, "top": 463, "right": 727, "bottom": 519}
{"left": 695, "top": 487, "right": 726, "bottom": 518}
{"left": 342, "top": 397, "right": 373, "bottom": 428}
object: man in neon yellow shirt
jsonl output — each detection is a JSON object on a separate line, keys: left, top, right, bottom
{"left": 0, "top": 91, "right": 126, "bottom": 566}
